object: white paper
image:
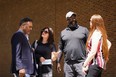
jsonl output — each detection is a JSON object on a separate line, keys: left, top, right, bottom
{"left": 42, "top": 59, "right": 52, "bottom": 65}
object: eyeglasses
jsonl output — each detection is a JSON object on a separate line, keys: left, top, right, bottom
{"left": 43, "top": 30, "right": 49, "bottom": 34}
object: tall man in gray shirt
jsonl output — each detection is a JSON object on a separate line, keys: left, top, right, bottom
{"left": 57, "top": 11, "right": 88, "bottom": 77}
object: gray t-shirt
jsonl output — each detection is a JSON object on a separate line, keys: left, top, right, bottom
{"left": 58, "top": 25, "right": 88, "bottom": 63}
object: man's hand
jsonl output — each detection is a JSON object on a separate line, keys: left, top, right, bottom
{"left": 57, "top": 63, "right": 61, "bottom": 73}
{"left": 19, "top": 69, "right": 25, "bottom": 77}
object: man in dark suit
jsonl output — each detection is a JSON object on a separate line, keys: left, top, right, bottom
{"left": 11, "top": 17, "right": 35, "bottom": 77}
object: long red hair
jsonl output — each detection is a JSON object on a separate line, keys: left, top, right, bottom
{"left": 86, "top": 14, "right": 109, "bottom": 61}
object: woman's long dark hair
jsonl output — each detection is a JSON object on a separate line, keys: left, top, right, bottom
{"left": 38, "top": 27, "right": 54, "bottom": 44}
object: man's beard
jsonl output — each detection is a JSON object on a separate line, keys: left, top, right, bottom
{"left": 69, "top": 20, "right": 77, "bottom": 26}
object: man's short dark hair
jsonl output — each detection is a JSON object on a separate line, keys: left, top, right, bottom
{"left": 19, "top": 17, "right": 33, "bottom": 26}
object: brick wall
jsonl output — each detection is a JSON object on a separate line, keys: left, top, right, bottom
{"left": 0, "top": 0, "right": 115, "bottom": 77}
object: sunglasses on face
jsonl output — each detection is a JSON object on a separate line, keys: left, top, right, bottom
{"left": 43, "top": 30, "right": 49, "bottom": 34}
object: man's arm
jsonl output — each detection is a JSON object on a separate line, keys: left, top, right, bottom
{"left": 12, "top": 33, "right": 24, "bottom": 70}
{"left": 57, "top": 33, "right": 64, "bottom": 63}
{"left": 15, "top": 33, "right": 25, "bottom": 76}
{"left": 85, "top": 27, "right": 89, "bottom": 42}
{"left": 56, "top": 49, "right": 63, "bottom": 63}
{"left": 16, "top": 43, "right": 24, "bottom": 70}
{"left": 56, "top": 34, "right": 64, "bottom": 72}
{"left": 56, "top": 49, "right": 63, "bottom": 73}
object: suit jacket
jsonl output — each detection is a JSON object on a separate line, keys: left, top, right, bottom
{"left": 11, "top": 30, "right": 34, "bottom": 74}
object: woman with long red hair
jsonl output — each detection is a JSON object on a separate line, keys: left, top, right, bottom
{"left": 82, "top": 14, "right": 111, "bottom": 77}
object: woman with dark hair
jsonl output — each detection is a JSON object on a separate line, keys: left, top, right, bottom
{"left": 82, "top": 14, "right": 112, "bottom": 77}
{"left": 32, "top": 27, "right": 57, "bottom": 77}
